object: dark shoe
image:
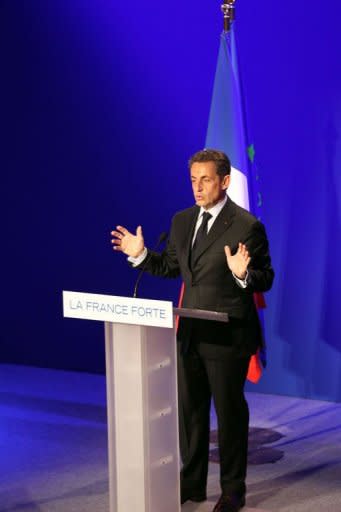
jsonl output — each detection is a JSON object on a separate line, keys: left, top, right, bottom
{"left": 181, "top": 489, "right": 207, "bottom": 505}
{"left": 212, "top": 493, "right": 245, "bottom": 512}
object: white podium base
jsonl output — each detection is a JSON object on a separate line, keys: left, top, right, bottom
{"left": 105, "top": 321, "right": 180, "bottom": 512}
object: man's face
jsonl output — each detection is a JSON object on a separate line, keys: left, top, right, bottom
{"left": 190, "top": 161, "right": 230, "bottom": 210}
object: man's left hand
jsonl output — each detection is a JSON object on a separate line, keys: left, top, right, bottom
{"left": 224, "top": 243, "right": 251, "bottom": 280}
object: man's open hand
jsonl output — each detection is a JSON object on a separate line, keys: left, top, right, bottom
{"left": 111, "top": 225, "right": 145, "bottom": 258}
{"left": 224, "top": 243, "right": 250, "bottom": 280}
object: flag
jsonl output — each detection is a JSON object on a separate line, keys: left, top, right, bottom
{"left": 206, "top": 28, "right": 255, "bottom": 211}
{"left": 205, "top": 26, "right": 266, "bottom": 383}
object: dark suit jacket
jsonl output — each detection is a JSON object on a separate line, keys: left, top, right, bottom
{"left": 141, "top": 197, "right": 274, "bottom": 356}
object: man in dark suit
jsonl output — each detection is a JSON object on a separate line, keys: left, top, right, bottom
{"left": 111, "top": 149, "right": 274, "bottom": 512}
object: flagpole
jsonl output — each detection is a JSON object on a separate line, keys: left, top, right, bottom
{"left": 221, "top": 0, "right": 236, "bottom": 32}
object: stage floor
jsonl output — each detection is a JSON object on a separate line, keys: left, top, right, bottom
{"left": 0, "top": 364, "right": 340, "bottom": 512}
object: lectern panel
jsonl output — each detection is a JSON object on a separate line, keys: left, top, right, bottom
{"left": 105, "top": 321, "right": 180, "bottom": 512}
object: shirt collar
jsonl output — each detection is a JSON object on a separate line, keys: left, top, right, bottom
{"left": 199, "top": 195, "right": 227, "bottom": 221}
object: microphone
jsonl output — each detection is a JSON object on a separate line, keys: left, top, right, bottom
{"left": 133, "top": 231, "right": 168, "bottom": 298}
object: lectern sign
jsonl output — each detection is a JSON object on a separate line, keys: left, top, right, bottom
{"left": 63, "top": 291, "right": 173, "bottom": 328}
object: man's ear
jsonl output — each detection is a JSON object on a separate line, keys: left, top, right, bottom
{"left": 222, "top": 174, "right": 231, "bottom": 190}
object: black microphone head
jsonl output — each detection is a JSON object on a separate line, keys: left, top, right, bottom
{"left": 158, "top": 231, "right": 168, "bottom": 245}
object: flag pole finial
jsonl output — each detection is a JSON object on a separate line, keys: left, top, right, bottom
{"left": 221, "top": 1, "right": 236, "bottom": 32}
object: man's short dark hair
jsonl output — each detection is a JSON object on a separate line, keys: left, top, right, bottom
{"left": 189, "top": 149, "right": 231, "bottom": 177}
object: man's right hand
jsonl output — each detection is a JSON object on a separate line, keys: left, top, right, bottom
{"left": 111, "top": 225, "right": 145, "bottom": 258}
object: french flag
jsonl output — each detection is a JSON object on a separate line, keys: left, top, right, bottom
{"left": 205, "top": 25, "right": 266, "bottom": 383}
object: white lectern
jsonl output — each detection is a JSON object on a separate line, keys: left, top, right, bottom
{"left": 63, "top": 291, "right": 228, "bottom": 512}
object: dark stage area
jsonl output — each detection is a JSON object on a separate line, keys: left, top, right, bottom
{"left": 1, "top": 365, "right": 340, "bottom": 512}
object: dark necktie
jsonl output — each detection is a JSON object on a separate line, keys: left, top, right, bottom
{"left": 191, "top": 211, "right": 212, "bottom": 266}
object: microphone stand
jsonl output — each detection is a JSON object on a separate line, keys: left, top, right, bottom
{"left": 133, "top": 232, "right": 168, "bottom": 298}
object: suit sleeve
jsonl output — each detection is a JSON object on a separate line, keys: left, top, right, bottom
{"left": 243, "top": 220, "right": 274, "bottom": 293}
{"left": 134, "top": 216, "right": 181, "bottom": 279}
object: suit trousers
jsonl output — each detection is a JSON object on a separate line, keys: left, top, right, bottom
{"left": 178, "top": 337, "right": 250, "bottom": 497}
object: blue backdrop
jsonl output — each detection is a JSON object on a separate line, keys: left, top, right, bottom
{"left": 2, "top": 1, "right": 341, "bottom": 401}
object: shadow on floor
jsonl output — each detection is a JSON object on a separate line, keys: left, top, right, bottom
{"left": 209, "top": 427, "right": 284, "bottom": 465}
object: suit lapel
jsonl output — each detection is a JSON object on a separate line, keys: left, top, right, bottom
{"left": 192, "top": 197, "right": 236, "bottom": 264}
{"left": 180, "top": 206, "right": 200, "bottom": 273}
